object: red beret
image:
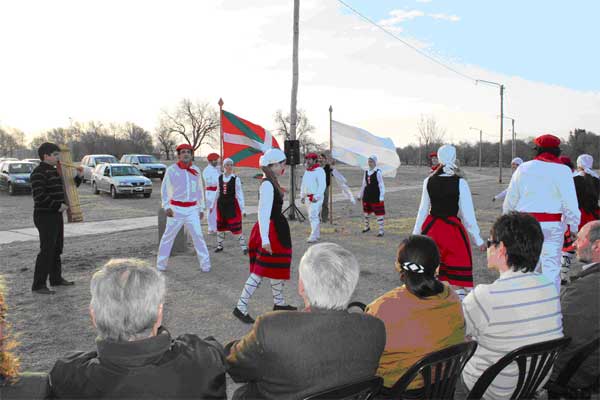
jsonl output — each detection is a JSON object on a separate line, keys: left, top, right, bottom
{"left": 176, "top": 143, "right": 193, "bottom": 152}
{"left": 429, "top": 152, "right": 437, "bottom": 158}
{"left": 534, "top": 134, "right": 561, "bottom": 148}
{"left": 305, "top": 152, "right": 318, "bottom": 160}
{"left": 207, "top": 153, "right": 220, "bottom": 161}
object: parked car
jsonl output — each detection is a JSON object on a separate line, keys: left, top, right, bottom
{"left": 120, "top": 154, "right": 166, "bottom": 179}
{"left": 91, "top": 163, "right": 152, "bottom": 199}
{"left": 21, "top": 158, "right": 41, "bottom": 166}
{"left": 0, "top": 161, "right": 35, "bottom": 195}
{"left": 80, "top": 154, "right": 118, "bottom": 182}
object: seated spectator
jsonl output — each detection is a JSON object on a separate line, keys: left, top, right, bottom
{"left": 50, "top": 258, "right": 227, "bottom": 399}
{"left": 550, "top": 220, "right": 600, "bottom": 388}
{"left": 461, "top": 212, "right": 563, "bottom": 400}
{"left": 226, "top": 243, "right": 385, "bottom": 399}
{"left": 365, "top": 235, "right": 465, "bottom": 393}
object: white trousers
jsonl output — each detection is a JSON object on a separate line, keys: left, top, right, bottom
{"left": 306, "top": 198, "right": 324, "bottom": 240}
{"left": 205, "top": 191, "right": 217, "bottom": 233}
{"left": 157, "top": 207, "right": 210, "bottom": 271}
{"left": 536, "top": 221, "right": 564, "bottom": 293}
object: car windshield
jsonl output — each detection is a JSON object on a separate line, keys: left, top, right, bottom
{"left": 111, "top": 166, "right": 141, "bottom": 176}
{"left": 9, "top": 163, "right": 34, "bottom": 173}
{"left": 138, "top": 156, "right": 159, "bottom": 163}
{"left": 96, "top": 156, "right": 117, "bottom": 164}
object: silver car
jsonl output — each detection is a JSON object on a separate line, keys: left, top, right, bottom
{"left": 80, "top": 154, "right": 118, "bottom": 182}
{"left": 91, "top": 163, "right": 152, "bottom": 199}
{"left": 120, "top": 154, "right": 167, "bottom": 179}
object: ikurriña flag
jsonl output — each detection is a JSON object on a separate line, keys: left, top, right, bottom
{"left": 222, "top": 110, "right": 280, "bottom": 168}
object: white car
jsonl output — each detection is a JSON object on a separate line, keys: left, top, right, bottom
{"left": 120, "top": 154, "right": 166, "bottom": 179}
{"left": 80, "top": 154, "right": 118, "bottom": 182}
{"left": 91, "top": 163, "right": 152, "bottom": 199}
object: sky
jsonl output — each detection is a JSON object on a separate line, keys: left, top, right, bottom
{"left": 0, "top": 0, "right": 598, "bottom": 150}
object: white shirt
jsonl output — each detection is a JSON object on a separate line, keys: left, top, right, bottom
{"left": 258, "top": 180, "right": 275, "bottom": 245}
{"left": 503, "top": 160, "right": 580, "bottom": 232}
{"left": 359, "top": 168, "right": 385, "bottom": 201}
{"left": 413, "top": 175, "right": 484, "bottom": 247}
{"left": 202, "top": 164, "right": 221, "bottom": 190}
{"left": 212, "top": 173, "right": 245, "bottom": 214}
{"left": 161, "top": 164, "right": 205, "bottom": 211}
{"left": 300, "top": 166, "right": 326, "bottom": 201}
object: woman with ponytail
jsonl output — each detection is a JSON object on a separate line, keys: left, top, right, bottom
{"left": 233, "top": 148, "right": 297, "bottom": 324}
{"left": 366, "top": 235, "right": 465, "bottom": 394}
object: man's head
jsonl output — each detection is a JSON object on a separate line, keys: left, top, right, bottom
{"left": 305, "top": 153, "right": 318, "bottom": 168}
{"left": 176, "top": 144, "right": 193, "bottom": 164}
{"left": 90, "top": 258, "right": 166, "bottom": 341}
{"left": 487, "top": 212, "right": 543, "bottom": 273}
{"left": 38, "top": 142, "right": 61, "bottom": 165}
{"left": 298, "top": 243, "right": 359, "bottom": 310}
{"left": 429, "top": 152, "right": 439, "bottom": 166}
{"left": 319, "top": 153, "right": 329, "bottom": 165}
{"left": 534, "top": 134, "right": 561, "bottom": 158}
{"left": 575, "top": 221, "right": 600, "bottom": 263}
{"left": 207, "top": 153, "right": 220, "bottom": 167}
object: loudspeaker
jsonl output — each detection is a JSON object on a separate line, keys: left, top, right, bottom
{"left": 284, "top": 140, "right": 300, "bottom": 165}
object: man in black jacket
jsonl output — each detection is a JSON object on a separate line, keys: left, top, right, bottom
{"left": 30, "top": 142, "right": 83, "bottom": 294}
{"left": 49, "top": 258, "right": 227, "bottom": 399}
{"left": 226, "top": 243, "right": 385, "bottom": 399}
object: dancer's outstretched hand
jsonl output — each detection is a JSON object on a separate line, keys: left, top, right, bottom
{"left": 262, "top": 243, "right": 272, "bottom": 254}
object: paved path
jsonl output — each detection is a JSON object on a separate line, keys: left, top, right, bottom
{"left": 0, "top": 171, "right": 495, "bottom": 245}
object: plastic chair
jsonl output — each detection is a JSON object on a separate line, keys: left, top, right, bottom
{"left": 546, "top": 336, "right": 600, "bottom": 399}
{"left": 303, "top": 376, "right": 383, "bottom": 400}
{"left": 466, "top": 337, "right": 571, "bottom": 399}
{"left": 384, "top": 341, "right": 478, "bottom": 399}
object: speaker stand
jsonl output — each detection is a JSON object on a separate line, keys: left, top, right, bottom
{"left": 283, "top": 202, "right": 306, "bottom": 222}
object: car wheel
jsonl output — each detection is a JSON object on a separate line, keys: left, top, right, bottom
{"left": 143, "top": 193, "right": 151, "bottom": 198}
{"left": 110, "top": 185, "right": 119, "bottom": 199}
{"left": 8, "top": 183, "right": 15, "bottom": 196}
{"left": 92, "top": 182, "right": 100, "bottom": 195}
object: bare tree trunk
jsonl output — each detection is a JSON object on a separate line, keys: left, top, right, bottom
{"left": 288, "top": 0, "right": 300, "bottom": 220}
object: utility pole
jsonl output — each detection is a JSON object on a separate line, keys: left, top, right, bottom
{"left": 476, "top": 79, "right": 505, "bottom": 183}
{"left": 511, "top": 118, "right": 515, "bottom": 160}
{"left": 288, "top": 0, "right": 300, "bottom": 220}
{"left": 418, "top": 137, "right": 422, "bottom": 167}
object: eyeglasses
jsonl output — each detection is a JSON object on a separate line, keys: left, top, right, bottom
{"left": 486, "top": 239, "right": 500, "bottom": 248}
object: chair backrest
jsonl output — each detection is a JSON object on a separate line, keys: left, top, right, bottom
{"left": 467, "top": 337, "right": 572, "bottom": 400}
{"left": 302, "top": 376, "right": 383, "bottom": 400}
{"left": 387, "top": 341, "right": 478, "bottom": 400}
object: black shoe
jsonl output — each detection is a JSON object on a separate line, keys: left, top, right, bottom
{"left": 32, "top": 287, "right": 55, "bottom": 295}
{"left": 377, "top": 232, "right": 384, "bottom": 237}
{"left": 362, "top": 227, "right": 371, "bottom": 233}
{"left": 242, "top": 248, "right": 248, "bottom": 255}
{"left": 233, "top": 307, "right": 255, "bottom": 324}
{"left": 50, "top": 279, "right": 74, "bottom": 286}
{"left": 215, "top": 246, "right": 224, "bottom": 253}
{"left": 273, "top": 304, "right": 298, "bottom": 311}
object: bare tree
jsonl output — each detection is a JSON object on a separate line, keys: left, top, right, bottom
{"left": 274, "top": 109, "right": 322, "bottom": 154}
{"left": 416, "top": 115, "right": 446, "bottom": 159}
{"left": 159, "top": 99, "right": 219, "bottom": 155}
{"left": 155, "top": 126, "right": 176, "bottom": 160}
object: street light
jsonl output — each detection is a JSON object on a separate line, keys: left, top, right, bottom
{"left": 469, "top": 127, "right": 483, "bottom": 170}
{"left": 476, "top": 79, "right": 505, "bottom": 183}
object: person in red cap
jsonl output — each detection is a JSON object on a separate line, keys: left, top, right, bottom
{"left": 503, "top": 134, "right": 580, "bottom": 291}
{"left": 300, "top": 152, "right": 326, "bottom": 243}
{"left": 157, "top": 143, "right": 211, "bottom": 272}
{"left": 203, "top": 153, "right": 221, "bottom": 234}
{"left": 429, "top": 151, "right": 439, "bottom": 172}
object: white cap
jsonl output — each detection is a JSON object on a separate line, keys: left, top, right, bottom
{"left": 259, "top": 148, "right": 286, "bottom": 167}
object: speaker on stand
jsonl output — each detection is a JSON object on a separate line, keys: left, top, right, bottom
{"left": 282, "top": 140, "right": 305, "bottom": 222}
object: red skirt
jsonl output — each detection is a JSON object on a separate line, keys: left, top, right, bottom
{"left": 248, "top": 220, "right": 292, "bottom": 280}
{"left": 421, "top": 215, "right": 473, "bottom": 287}
{"left": 217, "top": 199, "right": 242, "bottom": 235}
{"left": 579, "top": 208, "right": 599, "bottom": 231}
{"left": 363, "top": 201, "right": 385, "bottom": 216}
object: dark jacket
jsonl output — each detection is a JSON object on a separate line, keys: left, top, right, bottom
{"left": 30, "top": 162, "right": 82, "bottom": 213}
{"left": 49, "top": 328, "right": 227, "bottom": 399}
{"left": 226, "top": 308, "right": 386, "bottom": 400}
{"left": 552, "top": 263, "right": 600, "bottom": 388}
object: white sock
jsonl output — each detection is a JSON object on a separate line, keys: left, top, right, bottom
{"left": 237, "top": 273, "right": 262, "bottom": 315}
{"left": 270, "top": 280, "right": 285, "bottom": 306}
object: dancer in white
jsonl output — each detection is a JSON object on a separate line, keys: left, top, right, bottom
{"left": 203, "top": 153, "right": 221, "bottom": 234}
{"left": 492, "top": 157, "right": 523, "bottom": 202}
{"left": 300, "top": 153, "right": 326, "bottom": 243}
{"left": 157, "top": 144, "right": 211, "bottom": 272}
{"left": 503, "top": 134, "right": 580, "bottom": 291}
{"left": 212, "top": 158, "right": 247, "bottom": 254}
{"left": 358, "top": 155, "right": 385, "bottom": 237}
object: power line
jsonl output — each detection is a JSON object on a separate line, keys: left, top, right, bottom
{"left": 335, "top": 0, "right": 477, "bottom": 83}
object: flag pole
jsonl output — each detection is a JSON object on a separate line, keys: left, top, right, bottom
{"left": 218, "top": 98, "right": 224, "bottom": 161}
{"left": 329, "top": 105, "right": 333, "bottom": 225}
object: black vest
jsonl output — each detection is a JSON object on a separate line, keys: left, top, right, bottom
{"left": 364, "top": 170, "right": 381, "bottom": 203}
{"left": 218, "top": 175, "right": 237, "bottom": 219}
{"left": 574, "top": 175, "right": 600, "bottom": 213}
{"left": 427, "top": 175, "right": 460, "bottom": 217}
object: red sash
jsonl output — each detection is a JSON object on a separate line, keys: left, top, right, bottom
{"left": 206, "top": 186, "right": 217, "bottom": 191}
{"left": 170, "top": 200, "right": 197, "bottom": 207}
{"left": 529, "top": 212, "right": 562, "bottom": 222}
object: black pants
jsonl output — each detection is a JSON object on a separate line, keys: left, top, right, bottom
{"left": 32, "top": 211, "right": 64, "bottom": 290}
{"left": 321, "top": 187, "right": 330, "bottom": 222}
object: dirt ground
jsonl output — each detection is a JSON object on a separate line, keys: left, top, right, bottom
{"left": 0, "top": 165, "right": 514, "bottom": 396}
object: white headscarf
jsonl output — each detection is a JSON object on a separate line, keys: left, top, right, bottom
{"left": 223, "top": 158, "right": 234, "bottom": 166}
{"left": 511, "top": 157, "right": 523, "bottom": 166}
{"left": 368, "top": 155, "right": 378, "bottom": 164}
{"left": 437, "top": 144, "right": 457, "bottom": 175}
{"left": 577, "top": 154, "right": 599, "bottom": 178}
{"left": 259, "top": 148, "right": 286, "bottom": 167}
